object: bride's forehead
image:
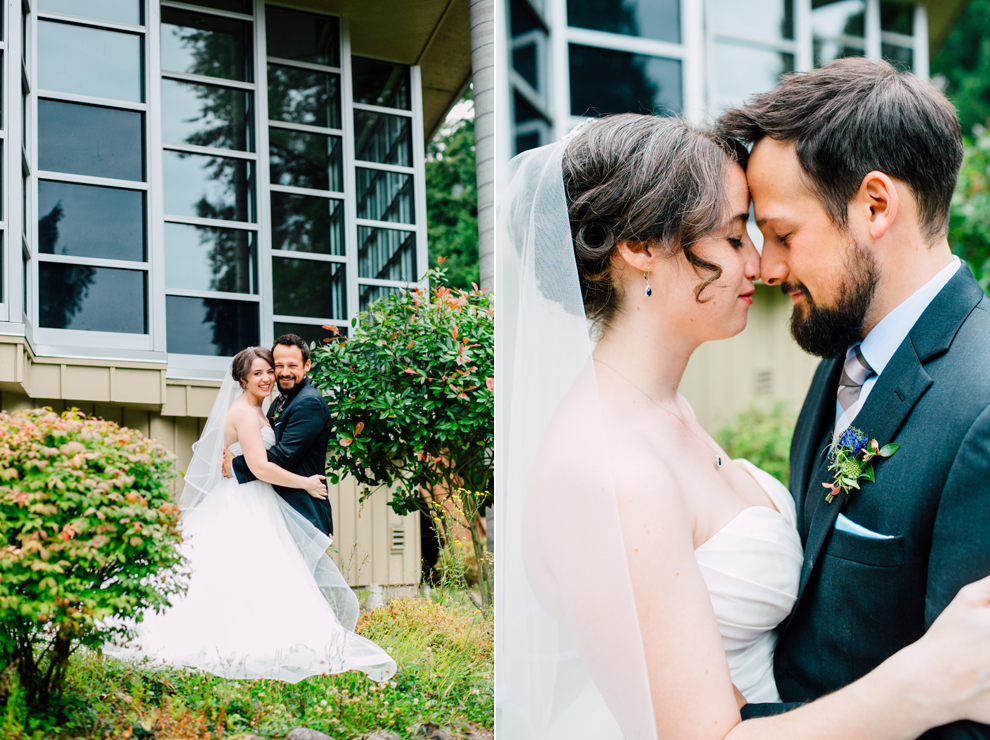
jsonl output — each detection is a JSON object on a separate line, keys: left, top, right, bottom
{"left": 249, "top": 357, "right": 273, "bottom": 372}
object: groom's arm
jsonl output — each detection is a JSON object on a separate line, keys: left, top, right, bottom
{"left": 923, "top": 406, "right": 990, "bottom": 740}
{"left": 740, "top": 702, "right": 805, "bottom": 719}
{"left": 231, "top": 395, "right": 327, "bottom": 484}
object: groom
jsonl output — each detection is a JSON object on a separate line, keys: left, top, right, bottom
{"left": 223, "top": 334, "right": 335, "bottom": 536}
{"left": 720, "top": 58, "right": 990, "bottom": 736}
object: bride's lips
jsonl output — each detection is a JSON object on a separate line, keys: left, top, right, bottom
{"left": 739, "top": 290, "right": 755, "bottom": 306}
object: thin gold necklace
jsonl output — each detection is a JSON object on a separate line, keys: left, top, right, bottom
{"left": 594, "top": 358, "right": 724, "bottom": 471}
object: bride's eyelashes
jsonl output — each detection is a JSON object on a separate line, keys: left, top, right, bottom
{"left": 727, "top": 237, "right": 744, "bottom": 248}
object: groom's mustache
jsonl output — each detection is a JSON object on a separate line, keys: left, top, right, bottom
{"left": 780, "top": 281, "right": 811, "bottom": 302}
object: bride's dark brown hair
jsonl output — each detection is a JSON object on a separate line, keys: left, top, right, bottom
{"left": 232, "top": 346, "right": 275, "bottom": 389}
{"left": 562, "top": 114, "right": 748, "bottom": 332}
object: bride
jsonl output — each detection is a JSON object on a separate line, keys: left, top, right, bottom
{"left": 110, "top": 346, "right": 396, "bottom": 683}
{"left": 496, "top": 114, "right": 990, "bottom": 738}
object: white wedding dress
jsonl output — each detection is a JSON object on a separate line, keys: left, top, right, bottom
{"left": 110, "top": 426, "right": 397, "bottom": 683}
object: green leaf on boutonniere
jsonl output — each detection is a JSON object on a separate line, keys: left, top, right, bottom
{"left": 824, "top": 427, "right": 899, "bottom": 504}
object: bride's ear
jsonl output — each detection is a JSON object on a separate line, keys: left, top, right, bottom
{"left": 615, "top": 240, "right": 656, "bottom": 273}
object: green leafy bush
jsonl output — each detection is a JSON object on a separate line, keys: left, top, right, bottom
{"left": 949, "top": 132, "right": 990, "bottom": 292}
{"left": 309, "top": 265, "right": 494, "bottom": 607}
{"left": 715, "top": 401, "right": 796, "bottom": 485}
{"left": 0, "top": 408, "right": 185, "bottom": 714}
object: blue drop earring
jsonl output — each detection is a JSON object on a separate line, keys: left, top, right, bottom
{"left": 644, "top": 271, "right": 652, "bottom": 298}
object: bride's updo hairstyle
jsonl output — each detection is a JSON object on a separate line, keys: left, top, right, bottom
{"left": 562, "top": 114, "right": 747, "bottom": 330}
{"left": 231, "top": 346, "right": 275, "bottom": 389}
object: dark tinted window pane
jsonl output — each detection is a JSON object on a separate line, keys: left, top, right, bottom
{"left": 516, "top": 131, "right": 540, "bottom": 154}
{"left": 39, "top": 181, "right": 145, "bottom": 261}
{"left": 569, "top": 45, "right": 682, "bottom": 117}
{"left": 358, "top": 227, "right": 416, "bottom": 282}
{"left": 271, "top": 193, "right": 344, "bottom": 255}
{"left": 352, "top": 58, "right": 410, "bottom": 110}
{"left": 269, "top": 129, "right": 342, "bottom": 192}
{"left": 39, "top": 22, "right": 143, "bottom": 102}
{"left": 274, "top": 321, "right": 345, "bottom": 348}
{"left": 39, "top": 100, "right": 144, "bottom": 181}
{"left": 166, "top": 295, "right": 258, "bottom": 355}
{"left": 161, "top": 79, "right": 253, "bottom": 151}
{"left": 354, "top": 111, "right": 411, "bottom": 166}
{"left": 812, "top": 0, "right": 865, "bottom": 38}
{"left": 161, "top": 8, "right": 252, "bottom": 83}
{"left": 511, "top": 0, "right": 542, "bottom": 37}
{"left": 513, "top": 43, "right": 539, "bottom": 90}
{"left": 567, "top": 0, "right": 680, "bottom": 44}
{"left": 266, "top": 6, "right": 339, "bottom": 67}
{"left": 164, "top": 222, "right": 257, "bottom": 293}
{"left": 39, "top": 0, "right": 142, "bottom": 25}
{"left": 812, "top": 38, "right": 864, "bottom": 66}
{"left": 164, "top": 151, "right": 255, "bottom": 222}
{"left": 273, "top": 258, "right": 346, "bottom": 319}
{"left": 359, "top": 284, "right": 402, "bottom": 312}
{"left": 514, "top": 90, "right": 547, "bottom": 125}
{"left": 267, "top": 64, "right": 341, "bottom": 129}
{"left": 174, "top": 0, "right": 249, "bottom": 13}
{"left": 356, "top": 168, "right": 415, "bottom": 224}
{"left": 880, "top": 1, "right": 913, "bottom": 34}
{"left": 39, "top": 263, "right": 146, "bottom": 333}
{"left": 708, "top": 0, "right": 793, "bottom": 42}
{"left": 882, "top": 42, "right": 913, "bottom": 72}
{"left": 714, "top": 43, "right": 794, "bottom": 100}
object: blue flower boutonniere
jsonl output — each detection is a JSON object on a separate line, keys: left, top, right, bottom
{"left": 823, "top": 427, "right": 900, "bottom": 504}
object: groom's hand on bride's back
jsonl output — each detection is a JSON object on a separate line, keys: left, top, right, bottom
{"left": 304, "top": 474, "right": 327, "bottom": 500}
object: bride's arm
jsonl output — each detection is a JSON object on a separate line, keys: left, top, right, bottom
{"left": 229, "top": 406, "right": 327, "bottom": 499}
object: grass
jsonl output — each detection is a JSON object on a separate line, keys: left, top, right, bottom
{"left": 3, "top": 596, "right": 493, "bottom": 739}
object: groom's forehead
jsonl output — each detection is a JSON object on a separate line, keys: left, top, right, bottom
{"left": 273, "top": 345, "right": 306, "bottom": 364}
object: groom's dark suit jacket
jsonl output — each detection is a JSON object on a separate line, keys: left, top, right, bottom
{"left": 231, "top": 377, "right": 335, "bottom": 536}
{"left": 743, "top": 266, "right": 990, "bottom": 738}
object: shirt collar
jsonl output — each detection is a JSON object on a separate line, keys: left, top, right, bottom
{"left": 858, "top": 256, "right": 960, "bottom": 376}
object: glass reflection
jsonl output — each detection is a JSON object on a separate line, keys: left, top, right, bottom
{"left": 267, "top": 64, "right": 341, "bottom": 129}
{"left": 164, "top": 222, "right": 256, "bottom": 293}
{"left": 882, "top": 43, "right": 913, "bottom": 72}
{"left": 163, "top": 150, "right": 255, "bottom": 222}
{"left": 715, "top": 43, "right": 794, "bottom": 100}
{"left": 274, "top": 322, "right": 345, "bottom": 348}
{"left": 39, "top": 181, "right": 145, "bottom": 261}
{"left": 269, "top": 129, "right": 343, "bottom": 192}
{"left": 271, "top": 193, "right": 345, "bottom": 255}
{"left": 273, "top": 258, "right": 346, "bottom": 319}
{"left": 352, "top": 58, "right": 410, "bottom": 110}
{"left": 812, "top": 0, "right": 865, "bottom": 38}
{"left": 39, "top": 0, "right": 142, "bottom": 25}
{"left": 359, "top": 284, "right": 402, "bottom": 312}
{"left": 358, "top": 227, "right": 416, "bottom": 282}
{"left": 39, "top": 100, "right": 144, "bottom": 181}
{"left": 567, "top": 0, "right": 680, "bottom": 44}
{"left": 513, "top": 43, "right": 539, "bottom": 90}
{"left": 569, "top": 45, "right": 681, "bottom": 117}
{"left": 708, "top": 0, "right": 793, "bottom": 42}
{"left": 39, "top": 22, "right": 143, "bottom": 102}
{"left": 166, "top": 295, "right": 259, "bottom": 355}
{"left": 161, "top": 8, "right": 252, "bottom": 83}
{"left": 356, "top": 169, "right": 415, "bottom": 224}
{"left": 266, "top": 6, "right": 339, "bottom": 67}
{"left": 813, "top": 38, "right": 864, "bottom": 66}
{"left": 881, "top": 1, "right": 913, "bottom": 34}
{"left": 176, "top": 0, "right": 250, "bottom": 13}
{"left": 161, "top": 79, "right": 253, "bottom": 151}
{"left": 354, "top": 111, "right": 411, "bottom": 166}
{"left": 39, "top": 263, "right": 146, "bottom": 333}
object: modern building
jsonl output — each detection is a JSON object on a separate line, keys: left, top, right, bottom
{"left": 0, "top": 0, "right": 476, "bottom": 588}
{"left": 498, "top": 0, "right": 969, "bottom": 430}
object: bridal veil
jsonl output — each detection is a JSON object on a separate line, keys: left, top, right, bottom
{"left": 495, "top": 142, "right": 657, "bottom": 738}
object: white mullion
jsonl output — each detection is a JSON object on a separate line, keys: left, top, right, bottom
{"left": 267, "top": 56, "right": 341, "bottom": 74}
{"left": 880, "top": 31, "right": 913, "bottom": 47}
{"left": 0, "top": 0, "right": 12, "bottom": 321}
{"left": 267, "top": 119, "right": 344, "bottom": 137}
{"left": 272, "top": 314, "right": 348, "bottom": 327}
{"left": 270, "top": 249, "right": 346, "bottom": 264}
{"left": 865, "top": 0, "right": 881, "bottom": 59}
{"left": 147, "top": 0, "right": 166, "bottom": 353}
{"left": 166, "top": 287, "right": 261, "bottom": 301}
{"left": 341, "top": 16, "right": 359, "bottom": 323}
{"left": 254, "top": 0, "right": 273, "bottom": 347}
{"left": 164, "top": 214, "right": 260, "bottom": 231}
{"left": 37, "top": 253, "right": 149, "bottom": 270}
{"left": 357, "top": 277, "right": 415, "bottom": 289}
{"left": 37, "top": 170, "right": 148, "bottom": 190}
{"left": 913, "top": 4, "right": 928, "bottom": 78}
{"left": 795, "top": 0, "right": 813, "bottom": 72}
{"left": 160, "top": 1, "right": 253, "bottom": 22}
{"left": 356, "top": 217, "right": 415, "bottom": 232}
{"left": 36, "top": 12, "right": 146, "bottom": 34}
{"left": 506, "top": 70, "right": 551, "bottom": 120}
{"left": 549, "top": 0, "right": 569, "bottom": 141}
{"left": 162, "top": 142, "right": 256, "bottom": 160}
{"left": 270, "top": 183, "right": 345, "bottom": 199}
{"left": 26, "top": 0, "right": 37, "bottom": 333}
{"left": 351, "top": 102, "right": 414, "bottom": 118}
{"left": 161, "top": 70, "right": 255, "bottom": 91}
{"left": 353, "top": 160, "right": 415, "bottom": 175}
{"left": 566, "top": 26, "right": 686, "bottom": 60}
{"left": 711, "top": 32, "right": 798, "bottom": 55}
{"left": 682, "top": 0, "right": 703, "bottom": 121}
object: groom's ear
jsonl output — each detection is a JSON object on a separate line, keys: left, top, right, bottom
{"left": 856, "top": 171, "right": 899, "bottom": 241}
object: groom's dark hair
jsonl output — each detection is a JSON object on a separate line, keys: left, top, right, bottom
{"left": 273, "top": 333, "right": 310, "bottom": 363}
{"left": 718, "top": 57, "right": 962, "bottom": 243}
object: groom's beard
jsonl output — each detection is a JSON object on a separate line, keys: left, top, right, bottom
{"left": 786, "top": 241, "right": 879, "bottom": 359}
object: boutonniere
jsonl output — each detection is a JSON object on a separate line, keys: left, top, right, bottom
{"left": 823, "top": 427, "right": 900, "bottom": 504}
{"left": 272, "top": 407, "right": 283, "bottom": 422}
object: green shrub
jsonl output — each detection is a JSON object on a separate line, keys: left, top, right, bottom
{"left": 0, "top": 408, "right": 185, "bottom": 714}
{"left": 715, "top": 402, "right": 796, "bottom": 485}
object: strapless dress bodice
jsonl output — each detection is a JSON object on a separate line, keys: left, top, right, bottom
{"left": 228, "top": 426, "right": 276, "bottom": 457}
{"left": 695, "top": 458, "right": 804, "bottom": 702}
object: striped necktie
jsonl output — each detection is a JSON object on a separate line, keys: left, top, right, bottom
{"left": 835, "top": 344, "right": 874, "bottom": 437}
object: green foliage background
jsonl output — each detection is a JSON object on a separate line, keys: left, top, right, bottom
{"left": 715, "top": 402, "right": 796, "bottom": 486}
{"left": 932, "top": 0, "right": 990, "bottom": 138}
